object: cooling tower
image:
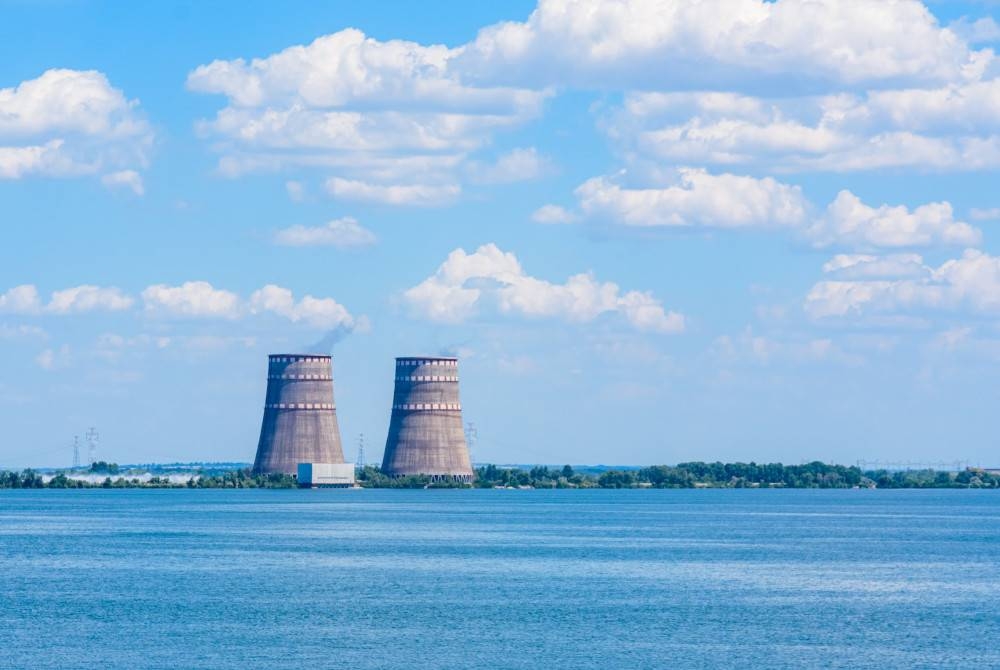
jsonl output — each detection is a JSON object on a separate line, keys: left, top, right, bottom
{"left": 252, "top": 354, "right": 345, "bottom": 475}
{"left": 381, "top": 356, "right": 474, "bottom": 482}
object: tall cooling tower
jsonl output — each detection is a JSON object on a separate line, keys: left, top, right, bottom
{"left": 252, "top": 354, "right": 345, "bottom": 475}
{"left": 381, "top": 356, "right": 474, "bottom": 482}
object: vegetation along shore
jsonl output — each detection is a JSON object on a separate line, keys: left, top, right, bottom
{"left": 1, "top": 461, "right": 998, "bottom": 490}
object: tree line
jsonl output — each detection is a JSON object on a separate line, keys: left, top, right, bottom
{"left": 1, "top": 462, "right": 998, "bottom": 490}
{"left": 0, "top": 469, "right": 297, "bottom": 489}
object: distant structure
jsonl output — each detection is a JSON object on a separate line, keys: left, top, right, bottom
{"left": 356, "top": 433, "right": 366, "bottom": 470}
{"left": 72, "top": 435, "right": 81, "bottom": 469}
{"left": 85, "top": 428, "right": 98, "bottom": 467}
{"left": 381, "top": 356, "right": 474, "bottom": 482}
{"left": 252, "top": 354, "right": 346, "bottom": 475}
{"left": 464, "top": 422, "right": 478, "bottom": 465}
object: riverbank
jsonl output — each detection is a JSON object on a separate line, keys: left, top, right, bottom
{"left": 2, "top": 462, "right": 998, "bottom": 490}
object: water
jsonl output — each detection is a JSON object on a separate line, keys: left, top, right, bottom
{"left": 1, "top": 489, "right": 998, "bottom": 669}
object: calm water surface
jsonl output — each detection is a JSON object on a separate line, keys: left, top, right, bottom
{"left": 1, "top": 489, "right": 998, "bottom": 669}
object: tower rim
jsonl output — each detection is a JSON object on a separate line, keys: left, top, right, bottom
{"left": 269, "top": 353, "right": 332, "bottom": 359}
{"left": 395, "top": 355, "right": 458, "bottom": 362}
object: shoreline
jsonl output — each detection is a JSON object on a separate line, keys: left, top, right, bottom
{"left": 3, "top": 461, "right": 998, "bottom": 490}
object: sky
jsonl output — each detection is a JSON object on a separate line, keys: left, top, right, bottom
{"left": 1, "top": 0, "right": 999, "bottom": 469}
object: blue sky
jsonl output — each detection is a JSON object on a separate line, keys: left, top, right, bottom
{"left": 2, "top": 0, "right": 999, "bottom": 469}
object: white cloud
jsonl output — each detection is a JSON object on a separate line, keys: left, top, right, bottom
{"left": 821, "top": 254, "right": 928, "bottom": 279}
{"left": 101, "top": 170, "right": 144, "bottom": 195}
{"left": 970, "top": 207, "right": 1000, "bottom": 221}
{"left": 141, "top": 281, "right": 242, "bottom": 319}
{"left": 564, "top": 171, "right": 982, "bottom": 250}
{"left": 467, "top": 147, "right": 549, "bottom": 183}
{"left": 4, "top": 279, "right": 360, "bottom": 333}
{"left": 0, "top": 285, "right": 42, "bottom": 314}
{"left": 404, "top": 243, "right": 684, "bottom": 332}
{"left": 712, "top": 327, "right": 862, "bottom": 366}
{"left": 0, "top": 284, "right": 133, "bottom": 314}
{"left": 0, "top": 69, "right": 152, "bottom": 181}
{"left": 460, "top": 0, "right": 989, "bottom": 89}
{"left": 574, "top": 168, "right": 808, "bottom": 228}
{"left": 806, "top": 249, "right": 1000, "bottom": 319}
{"left": 187, "top": 28, "right": 548, "bottom": 195}
{"left": 184, "top": 2, "right": 1000, "bottom": 193}
{"left": 274, "top": 217, "right": 376, "bottom": 248}
{"left": 47, "top": 286, "right": 133, "bottom": 314}
{"left": 325, "top": 177, "right": 459, "bottom": 206}
{"left": 36, "top": 345, "right": 71, "bottom": 371}
{"left": 807, "top": 191, "right": 981, "bottom": 249}
{"left": 608, "top": 80, "right": 1000, "bottom": 172}
{"left": 531, "top": 204, "right": 578, "bottom": 224}
{"left": 248, "top": 285, "right": 355, "bottom": 330}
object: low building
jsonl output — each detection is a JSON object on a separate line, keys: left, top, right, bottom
{"left": 297, "top": 463, "right": 356, "bottom": 488}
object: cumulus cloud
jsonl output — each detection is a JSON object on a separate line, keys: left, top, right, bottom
{"left": 403, "top": 243, "right": 684, "bottom": 332}
{"left": 187, "top": 28, "right": 548, "bottom": 199}
{"left": 0, "top": 284, "right": 133, "bottom": 314}
{"left": 807, "top": 191, "right": 981, "bottom": 249}
{"left": 562, "top": 169, "right": 983, "bottom": 250}
{"left": 466, "top": 147, "right": 549, "bottom": 183}
{"left": 805, "top": 249, "right": 1000, "bottom": 318}
{"left": 325, "top": 177, "right": 460, "bottom": 206}
{"left": 0, "top": 69, "right": 152, "bottom": 181}
{"left": 607, "top": 81, "right": 1000, "bottom": 172}
{"left": 141, "top": 282, "right": 242, "bottom": 319}
{"left": 140, "top": 281, "right": 361, "bottom": 333}
{"left": 531, "top": 204, "right": 578, "bottom": 224}
{"left": 3, "top": 280, "right": 360, "bottom": 332}
{"left": 573, "top": 168, "right": 808, "bottom": 228}
{"left": 0, "top": 285, "right": 42, "bottom": 314}
{"left": 821, "top": 254, "right": 928, "bottom": 279}
{"left": 100, "top": 170, "right": 144, "bottom": 195}
{"left": 248, "top": 285, "right": 355, "bottom": 330}
{"left": 459, "top": 0, "right": 989, "bottom": 89}
{"left": 184, "top": 1, "right": 1000, "bottom": 194}
{"left": 47, "top": 286, "right": 134, "bottom": 314}
{"left": 274, "top": 217, "right": 376, "bottom": 248}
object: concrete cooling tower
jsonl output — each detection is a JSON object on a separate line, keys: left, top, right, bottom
{"left": 252, "top": 354, "right": 345, "bottom": 475}
{"left": 381, "top": 356, "right": 474, "bottom": 482}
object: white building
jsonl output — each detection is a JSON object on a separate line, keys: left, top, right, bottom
{"left": 297, "top": 463, "right": 356, "bottom": 488}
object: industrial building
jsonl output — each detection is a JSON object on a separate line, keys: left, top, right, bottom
{"left": 297, "top": 463, "right": 356, "bottom": 488}
{"left": 252, "top": 354, "right": 346, "bottom": 475}
{"left": 380, "top": 356, "right": 474, "bottom": 482}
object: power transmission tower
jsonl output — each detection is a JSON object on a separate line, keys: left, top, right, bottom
{"left": 85, "top": 427, "right": 99, "bottom": 466}
{"left": 465, "top": 422, "right": 478, "bottom": 465}
{"left": 72, "top": 435, "right": 80, "bottom": 469}
{"left": 356, "top": 433, "right": 366, "bottom": 470}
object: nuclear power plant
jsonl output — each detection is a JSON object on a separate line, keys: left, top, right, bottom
{"left": 252, "top": 354, "right": 347, "bottom": 476}
{"left": 380, "top": 356, "right": 474, "bottom": 482}
{"left": 251, "top": 353, "right": 474, "bottom": 484}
